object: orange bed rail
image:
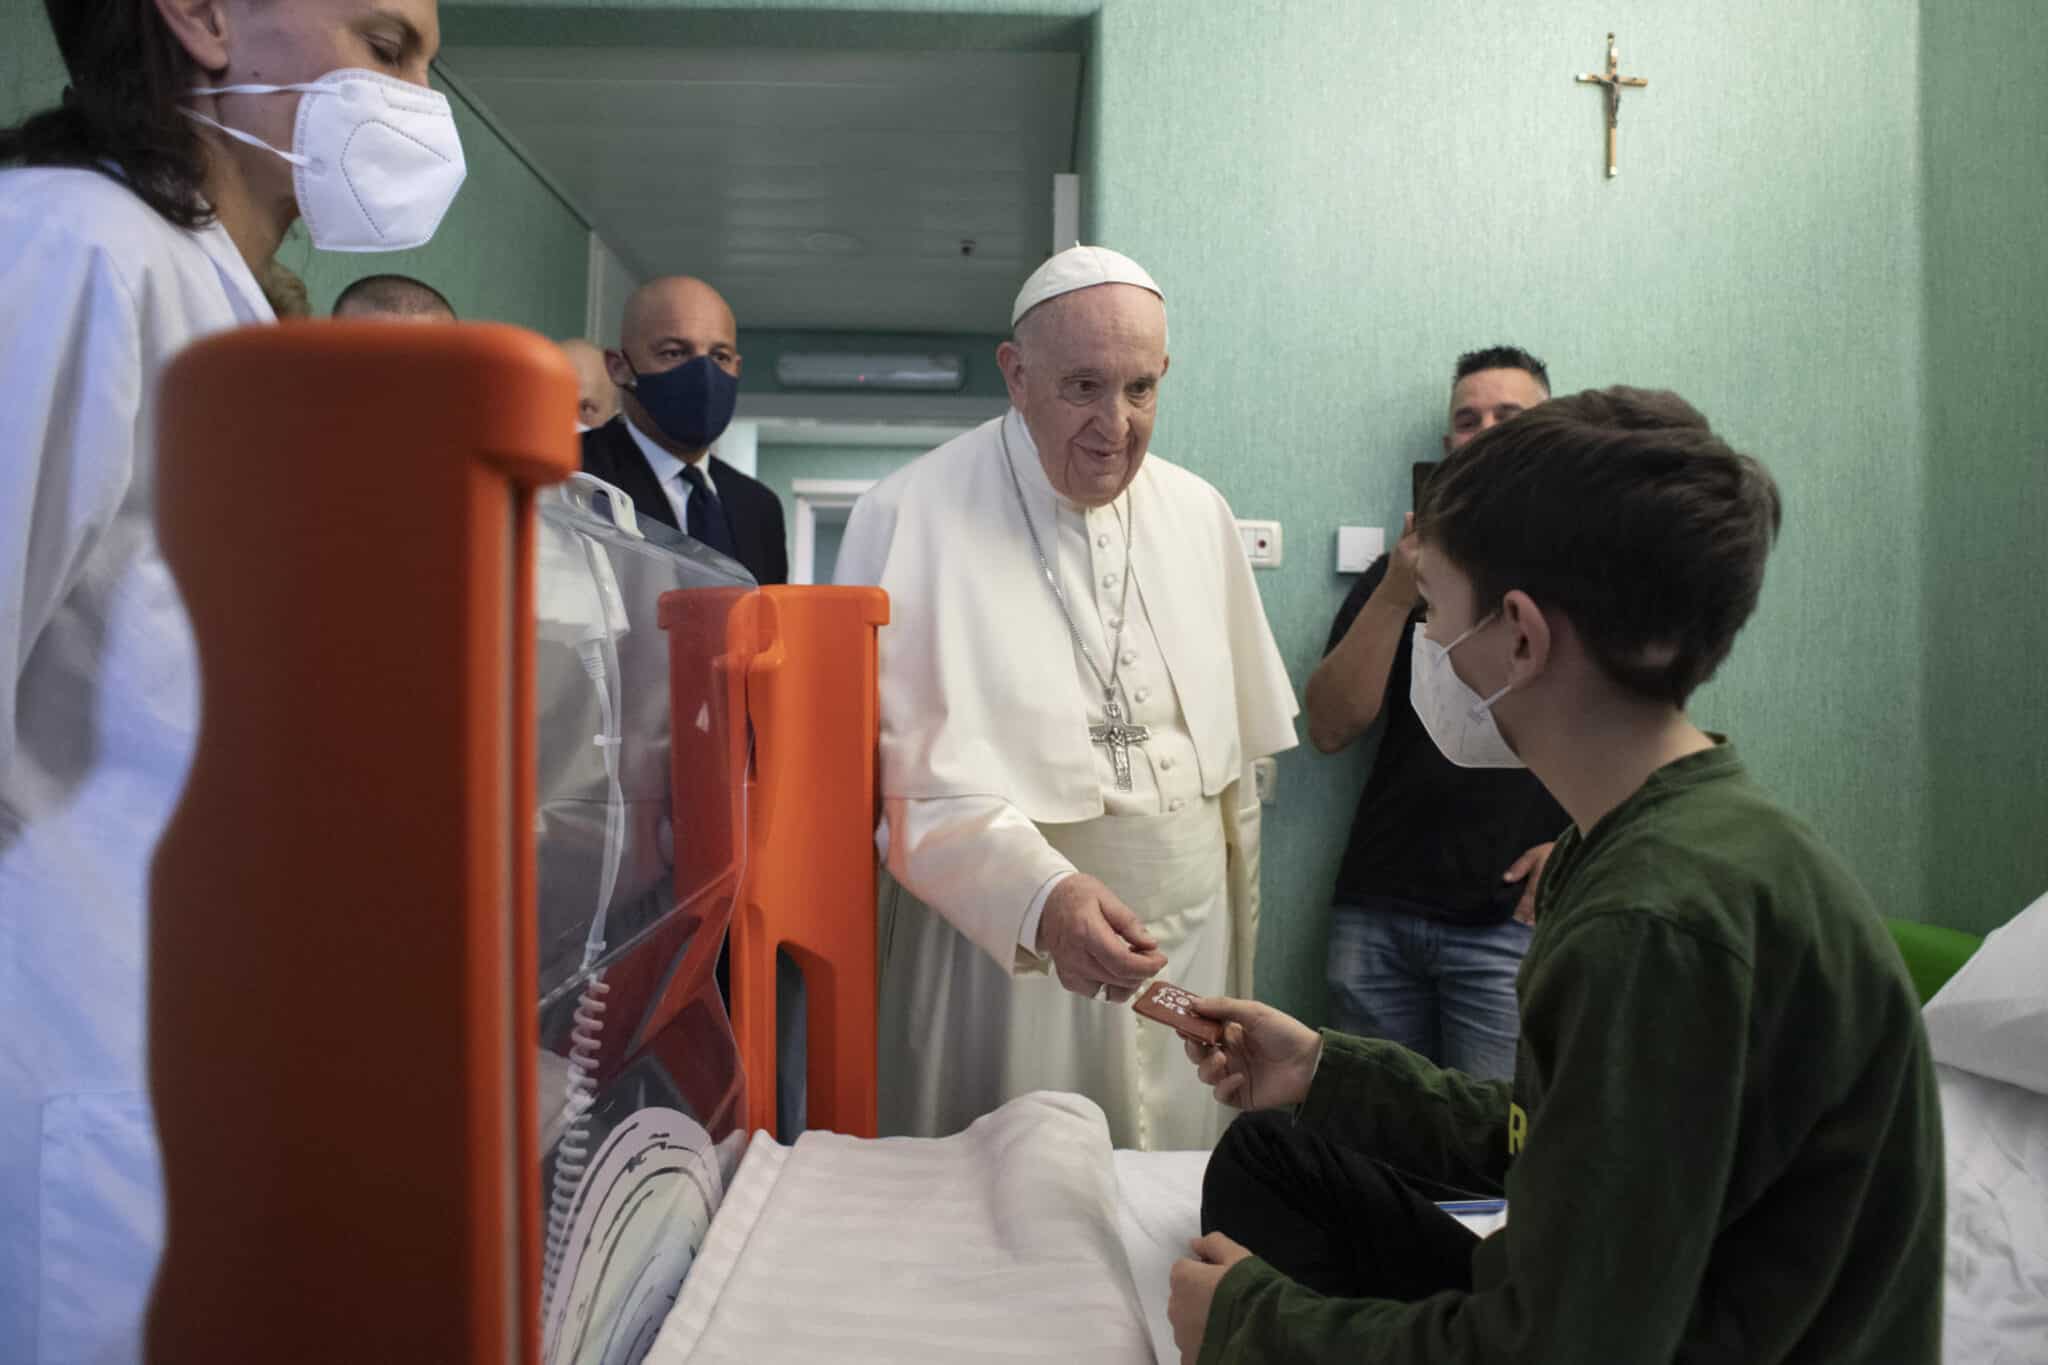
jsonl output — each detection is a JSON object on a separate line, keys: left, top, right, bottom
{"left": 684, "top": 586, "right": 889, "bottom": 1140}
{"left": 145, "top": 321, "right": 889, "bottom": 1362}
{"left": 147, "top": 322, "right": 575, "bottom": 1364}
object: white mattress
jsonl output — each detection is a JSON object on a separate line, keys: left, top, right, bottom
{"left": 646, "top": 1092, "right": 1153, "bottom": 1364}
{"left": 644, "top": 1105, "right": 1513, "bottom": 1365}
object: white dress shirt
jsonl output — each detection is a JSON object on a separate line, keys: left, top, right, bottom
{"left": 622, "top": 417, "right": 716, "bottom": 529}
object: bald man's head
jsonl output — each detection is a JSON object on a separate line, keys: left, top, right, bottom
{"left": 333, "top": 274, "right": 456, "bottom": 322}
{"left": 614, "top": 277, "right": 737, "bottom": 361}
{"left": 606, "top": 276, "right": 742, "bottom": 457}
{"left": 558, "top": 338, "right": 619, "bottom": 429}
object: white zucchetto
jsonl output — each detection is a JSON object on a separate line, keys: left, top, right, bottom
{"left": 1010, "top": 245, "right": 1164, "bottom": 327}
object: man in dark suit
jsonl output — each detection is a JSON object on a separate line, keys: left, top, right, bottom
{"left": 582, "top": 276, "right": 787, "bottom": 584}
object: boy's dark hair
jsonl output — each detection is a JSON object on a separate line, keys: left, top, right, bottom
{"left": 1454, "top": 345, "right": 1550, "bottom": 394}
{"left": 333, "top": 274, "right": 459, "bottom": 321}
{"left": 1418, "top": 386, "right": 1782, "bottom": 706}
{"left": 0, "top": 1, "right": 212, "bottom": 229}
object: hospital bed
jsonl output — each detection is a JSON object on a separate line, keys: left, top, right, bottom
{"left": 141, "top": 327, "right": 2045, "bottom": 1363}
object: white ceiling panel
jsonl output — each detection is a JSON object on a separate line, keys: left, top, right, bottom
{"left": 438, "top": 46, "right": 1081, "bottom": 332}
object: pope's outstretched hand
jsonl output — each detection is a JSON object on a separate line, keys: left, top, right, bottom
{"left": 1036, "top": 873, "right": 1168, "bottom": 1004}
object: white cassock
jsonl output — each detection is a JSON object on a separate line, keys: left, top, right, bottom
{"left": 836, "top": 408, "right": 1297, "bottom": 1150}
{"left": 0, "top": 167, "right": 275, "bottom": 1365}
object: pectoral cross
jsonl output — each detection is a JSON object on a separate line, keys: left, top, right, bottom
{"left": 1089, "top": 691, "right": 1151, "bottom": 792}
{"left": 1576, "top": 32, "right": 1649, "bottom": 179}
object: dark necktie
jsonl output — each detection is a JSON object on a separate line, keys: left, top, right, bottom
{"left": 678, "top": 463, "right": 739, "bottom": 560}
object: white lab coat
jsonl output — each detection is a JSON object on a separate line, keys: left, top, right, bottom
{"left": 1, "top": 166, "right": 274, "bottom": 1365}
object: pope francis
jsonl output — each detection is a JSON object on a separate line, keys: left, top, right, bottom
{"left": 836, "top": 245, "right": 1298, "bottom": 1150}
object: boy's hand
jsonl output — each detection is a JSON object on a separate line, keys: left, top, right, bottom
{"left": 1169, "top": 1232, "right": 1253, "bottom": 1364}
{"left": 1180, "top": 997, "right": 1322, "bottom": 1111}
{"left": 1504, "top": 841, "right": 1555, "bottom": 926}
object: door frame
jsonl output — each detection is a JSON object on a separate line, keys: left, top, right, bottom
{"left": 790, "top": 478, "right": 878, "bottom": 584}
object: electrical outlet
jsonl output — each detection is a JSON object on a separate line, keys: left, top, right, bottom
{"left": 1237, "top": 519, "right": 1283, "bottom": 569}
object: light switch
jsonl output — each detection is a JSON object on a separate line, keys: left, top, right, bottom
{"left": 1237, "top": 519, "right": 1283, "bottom": 569}
{"left": 1336, "top": 525, "right": 1383, "bottom": 573}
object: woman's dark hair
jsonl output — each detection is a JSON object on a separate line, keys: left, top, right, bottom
{"left": 0, "top": 0, "right": 213, "bottom": 227}
{"left": 1419, "top": 386, "right": 1784, "bottom": 707}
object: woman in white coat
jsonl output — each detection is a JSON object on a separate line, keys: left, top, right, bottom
{"left": 0, "top": 2, "right": 461, "bottom": 1360}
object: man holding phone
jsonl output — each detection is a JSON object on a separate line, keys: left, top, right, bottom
{"left": 1301, "top": 346, "right": 1562, "bottom": 1081}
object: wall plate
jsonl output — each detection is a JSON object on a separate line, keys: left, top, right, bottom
{"left": 1336, "top": 525, "right": 1383, "bottom": 573}
{"left": 1237, "top": 519, "right": 1282, "bottom": 568}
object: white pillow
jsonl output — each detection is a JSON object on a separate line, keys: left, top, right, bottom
{"left": 1922, "top": 890, "right": 2048, "bottom": 1095}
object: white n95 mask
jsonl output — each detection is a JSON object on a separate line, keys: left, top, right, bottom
{"left": 184, "top": 69, "right": 466, "bottom": 252}
{"left": 1409, "top": 618, "right": 1525, "bottom": 769}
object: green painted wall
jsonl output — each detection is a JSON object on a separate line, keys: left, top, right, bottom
{"left": 1083, "top": 0, "right": 1930, "bottom": 1021}
{"left": 739, "top": 331, "right": 1011, "bottom": 400}
{"left": 24, "top": 0, "right": 2033, "bottom": 1016}
{"left": 756, "top": 442, "right": 929, "bottom": 577}
{"left": 1920, "top": 2, "right": 2048, "bottom": 935}
{"left": 756, "top": 443, "right": 930, "bottom": 512}
{"left": 0, "top": 0, "right": 65, "bottom": 126}
{"left": 1, "top": 1, "right": 585, "bottom": 336}
{"left": 437, "top": 0, "right": 1940, "bottom": 1027}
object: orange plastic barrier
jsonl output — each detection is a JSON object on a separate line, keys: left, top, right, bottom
{"left": 601, "top": 581, "right": 752, "bottom": 1135}
{"left": 148, "top": 323, "right": 576, "bottom": 1364}
{"left": 661, "top": 585, "right": 888, "bottom": 1140}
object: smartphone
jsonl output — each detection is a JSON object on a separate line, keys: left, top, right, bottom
{"left": 1411, "top": 460, "right": 1441, "bottom": 514}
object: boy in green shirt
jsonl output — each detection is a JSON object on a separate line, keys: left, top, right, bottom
{"left": 1169, "top": 387, "right": 1943, "bottom": 1363}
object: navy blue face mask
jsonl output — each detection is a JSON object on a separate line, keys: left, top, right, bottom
{"left": 627, "top": 354, "right": 739, "bottom": 450}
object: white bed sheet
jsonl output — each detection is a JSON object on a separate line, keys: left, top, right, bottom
{"left": 1940, "top": 1062, "right": 2048, "bottom": 1365}
{"left": 1110, "top": 1149, "right": 1211, "bottom": 1365}
{"left": 1106, "top": 1148, "right": 1508, "bottom": 1365}
{"left": 643, "top": 1112, "right": 1517, "bottom": 1365}
{"left": 646, "top": 1091, "right": 1152, "bottom": 1364}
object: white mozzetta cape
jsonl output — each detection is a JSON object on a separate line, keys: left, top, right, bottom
{"left": 837, "top": 411, "right": 1298, "bottom": 821}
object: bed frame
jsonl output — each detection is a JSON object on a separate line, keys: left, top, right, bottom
{"left": 145, "top": 324, "right": 884, "bottom": 1363}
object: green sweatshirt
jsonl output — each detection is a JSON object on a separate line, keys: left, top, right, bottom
{"left": 1201, "top": 742, "right": 1944, "bottom": 1364}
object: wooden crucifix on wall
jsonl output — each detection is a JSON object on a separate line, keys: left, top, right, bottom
{"left": 1576, "top": 32, "right": 1648, "bottom": 178}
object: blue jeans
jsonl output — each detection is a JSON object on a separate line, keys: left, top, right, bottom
{"left": 1326, "top": 899, "right": 1531, "bottom": 1081}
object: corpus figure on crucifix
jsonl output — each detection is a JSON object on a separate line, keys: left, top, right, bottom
{"left": 1577, "top": 31, "right": 1650, "bottom": 178}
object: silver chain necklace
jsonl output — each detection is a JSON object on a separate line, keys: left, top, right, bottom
{"left": 1001, "top": 418, "right": 1151, "bottom": 790}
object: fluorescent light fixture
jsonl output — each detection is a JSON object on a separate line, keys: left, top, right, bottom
{"left": 774, "top": 352, "right": 965, "bottom": 392}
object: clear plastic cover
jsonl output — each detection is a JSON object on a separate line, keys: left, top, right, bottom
{"left": 531, "top": 476, "right": 755, "bottom": 1363}
{"left": 532, "top": 478, "right": 751, "bottom": 1009}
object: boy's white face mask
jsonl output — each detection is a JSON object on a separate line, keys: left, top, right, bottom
{"left": 1409, "top": 616, "right": 1525, "bottom": 769}
{"left": 184, "top": 69, "right": 467, "bottom": 252}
